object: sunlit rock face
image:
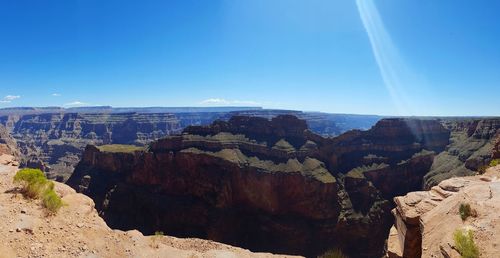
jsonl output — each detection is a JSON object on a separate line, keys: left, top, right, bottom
{"left": 388, "top": 165, "right": 500, "bottom": 258}
{"left": 0, "top": 112, "right": 182, "bottom": 180}
{"left": 68, "top": 115, "right": 452, "bottom": 257}
{"left": 0, "top": 124, "right": 18, "bottom": 157}
{"left": 0, "top": 109, "right": 381, "bottom": 182}
{"left": 423, "top": 118, "right": 500, "bottom": 188}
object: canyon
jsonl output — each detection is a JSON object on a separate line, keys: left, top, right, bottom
{"left": 2, "top": 107, "right": 499, "bottom": 257}
{"left": 0, "top": 107, "right": 380, "bottom": 181}
{"left": 66, "top": 115, "right": 500, "bottom": 257}
{"left": 0, "top": 154, "right": 293, "bottom": 258}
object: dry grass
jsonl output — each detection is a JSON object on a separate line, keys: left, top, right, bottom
{"left": 453, "top": 229, "right": 479, "bottom": 258}
{"left": 97, "top": 144, "right": 144, "bottom": 153}
{"left": 318, "top": 248, "right": 348, "bottom": 258}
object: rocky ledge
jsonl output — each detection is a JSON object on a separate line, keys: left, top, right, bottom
{"left": 388, "top": 165, "right": 500, "bottom": 257}
{"left": 0, "top": 154, "right": 294, "bottom": 258}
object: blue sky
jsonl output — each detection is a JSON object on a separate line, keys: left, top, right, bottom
{"left": 0, "top": 0, "right": 499, "bottom": 116}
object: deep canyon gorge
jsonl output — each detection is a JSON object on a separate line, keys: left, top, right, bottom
{"left": 1, "top": 107, "right": 499, "bottom": 257}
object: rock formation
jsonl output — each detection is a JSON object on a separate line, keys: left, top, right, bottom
{"left": 0, "top": 112, "right": 182, "bottom": 180}
{"left": 0, "top": 124, "right": 18, "bottom": 158}
{"left": 387, "top": 165, "right": 500, "bottom": 258}
{"left": 68, "top": 115, "right": 451, "bottom": 257}
{"left": 0, "top": 154, "right": 294, "bottom": 258}
{"left": 423, "top": 118, "right": 500, "bottom": 188}
{"left": 0, "top": 108, "right": 381, "bottom": 181}
{"left": 493, "top": 132, "right": 500, "bottom": 159}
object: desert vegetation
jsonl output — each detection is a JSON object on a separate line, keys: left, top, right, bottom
{"left": 453, "top": 228, "right": 479, "bottom": 258}
{"left": 490, "top": 158, "right": 500, "bottom": 167}
{"left": 478, "top": 158, "right": 500, "bottom": 174}
{"left": 97, "top": 144, "right": 144, "bottom": 153}
{"left": 150, "top": 231, "right": 164, "bottom": 249}
{"left": 13, "top": 168, "right": 63, "bottom": 213}
{"left": 318, "top": 248, "right": 348, "bottom": 258}
{"left": 459, "top": 203, "right": 476, "bottom": 221}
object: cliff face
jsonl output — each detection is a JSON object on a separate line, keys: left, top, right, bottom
{"left": 0, "top": 124, "right": 18, "bottom": 158}
{"left": 68, "top": 116, "right": 450, "bottom": 257}
{"left": 493, "top": 132, "right": 500, "bottom": 159}
{"left": 388, "top": 165, "right": 500, "bottom": 258}
{"left": 0, "top": 154, "right": 293, "bottom": 258}
{"left": 0, "top": 112, "right": 182, "bottom": 180}
{"left": 424, "top": 118, "right": 500, "bottom": 188}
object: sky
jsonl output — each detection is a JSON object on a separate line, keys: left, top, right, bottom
{"left": 0, "top": 0, "right": 499, "bottom": 116}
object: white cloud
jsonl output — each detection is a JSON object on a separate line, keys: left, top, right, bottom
{"left": 52, "top": 93, "right": 61, "bottom": 97}
{"left": 0, "top": 95, "right": 21, "bottom": 103}
{"left": 5, "top": 95, "right": 20, "bottom": 100}
{"left": 64, "top": 101, "right": 89, "bottom": 107}
{"left": 199, "top": 98, "right": 261, "bottom": 106}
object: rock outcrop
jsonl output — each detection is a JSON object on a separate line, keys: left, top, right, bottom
{"left": 0, "top": 112, "right": 182, "bottom": 180}
{"left": 68, "top": 116, "right": 451, "bottom": 257}
{"left": 0, "top": 154, "right": 294, "bottom": 258}
{"left": 424, "top": 118, "right": 500, "bottom": 188}
{"left": 0, "top": 108, "right": 381, "bottom": 181}
{"left": 493, "top": 132, "right": 500, "bottom": 159}
{"left": 387, "top": 165, "right": 500, "bottom": 258}
{"left": 0, "top": 124, "right": 18, "bottom": 158}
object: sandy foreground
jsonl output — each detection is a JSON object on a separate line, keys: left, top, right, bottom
{"left": 0, "top": 154, "right": 300, "bottom": 258}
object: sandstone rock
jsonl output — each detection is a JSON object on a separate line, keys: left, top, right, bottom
{"left": 388, "top": 165, "right": 500, "bottom": 257}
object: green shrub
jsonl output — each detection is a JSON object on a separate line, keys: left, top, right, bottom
{"left": 13, "top": 168, "right": 63, "bottom": 213}
{"left": 459, "top": 203, "right": 472, "bottom": 221}
{"left": 42, "top": 190, "right": 63, "bottom": 213}
{"left": 490, "top": 159, "right": 500, "bottom": 167}
{"left": 13, "top": 168, "right": 45, "bottom": 185}
{"left": 453, "top": 229, "right": 479, "bottom": 258}
{"left": 150, "top": 230, "right": 164, "bottom": 249}
{"left": 478, "top": 159, "right": 500, "bottom": 173}
{"left": 14, "top": 168, "right": 48, "bottom": 198}
{"left": 318, "top": 248, "right": 348, "bottom": 258}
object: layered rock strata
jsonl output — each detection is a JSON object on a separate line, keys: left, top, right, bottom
{"left": 68, "top": 115, "right": 450, "bottom": 257}
{"left": 0, "top": 109, "right": 381, "bottom": 181}
{"left": 424, "top": 118, "right": 500, "bottom": 188}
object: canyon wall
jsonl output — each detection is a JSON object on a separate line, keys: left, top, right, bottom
{"left": 68, "top": 115, "right": 450, "bottom": 257}
{"left": 0, "top": 124, "right": 18, "bottom": 157}
{"left": 0, "top": 109, "right": 381, "bottom": 181}
{"left": 423, "top": 118, "right": 500, "bottom": 188}
{"left": 0, "top": 112, "right": 182, "bottom": 180}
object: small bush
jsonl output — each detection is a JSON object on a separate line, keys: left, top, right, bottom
{"left": 13, "top": 168, "right": 45, "bottom": 185}
{"left": 13, "top": 168, "right": 63, "bottom": 213}
{"left": 42, "top": 190, "right": 63, "bottom": 213}
{"left": 478, "top": 159, "right": 500, "bottom": 174}
{"left": 459, "top": 203, "right": 472, "bottom": 221}
{"left": 318, "top": 248, "right": 348, "bottom": 258}
{"left": 490, "top": 159, "right": 500, "bottom": 167}
{"left": 150, "top": 231, "right": 164, "bottom": 249}
{"left": 453, "top": 229, "right": 479, "bottom": 258}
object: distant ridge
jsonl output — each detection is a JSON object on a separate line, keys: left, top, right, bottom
{"left": 0, "top": 106, "right": 263, "bottom": 115}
